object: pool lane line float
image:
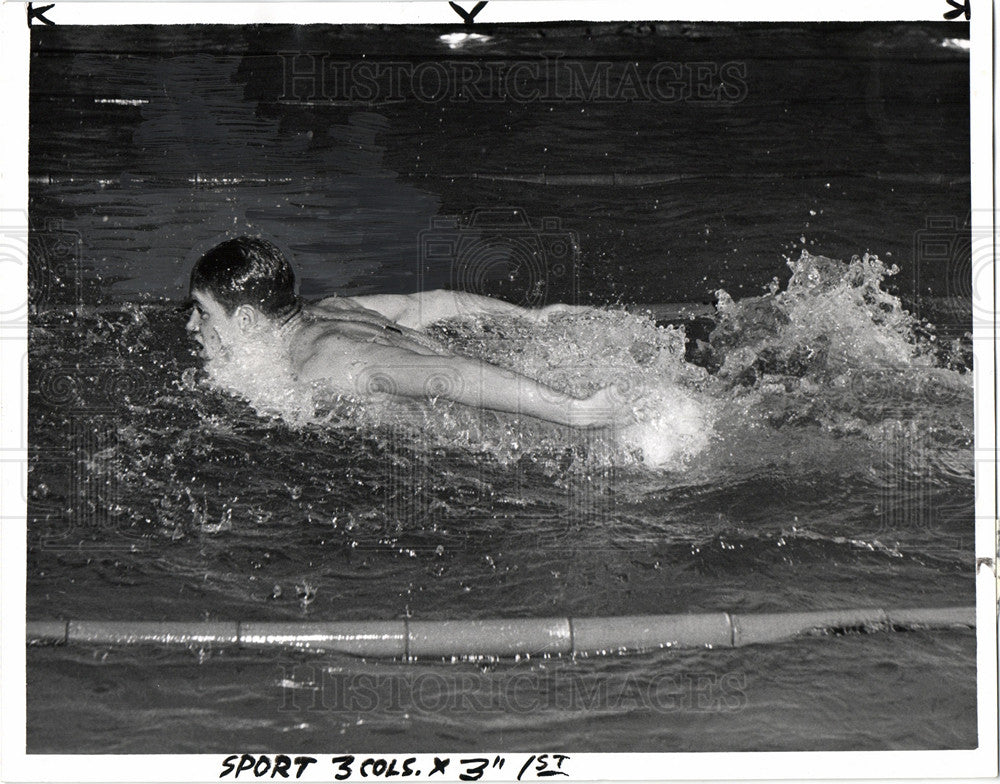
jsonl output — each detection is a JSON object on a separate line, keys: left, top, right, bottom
{"left": 26, "top": 606, "right": 975, "bottom": 658}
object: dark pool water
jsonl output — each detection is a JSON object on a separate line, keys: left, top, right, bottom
{"left": 26, "top": 21, "right": 976, "bottom": 753}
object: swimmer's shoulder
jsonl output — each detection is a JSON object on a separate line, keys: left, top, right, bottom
{"left": 291, "top": 325, "right": 364, "bottom": 385}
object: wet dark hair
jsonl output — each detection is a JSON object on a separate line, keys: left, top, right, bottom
{"left": 189, "top": 236, "right": 298, "bottom": 318}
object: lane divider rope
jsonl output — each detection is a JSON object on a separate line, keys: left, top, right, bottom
{"left": 25, "top": 607, "right": 975, "bottom": 659}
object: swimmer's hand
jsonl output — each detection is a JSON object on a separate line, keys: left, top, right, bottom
{"left": 567, "top": 385, "right": 637, "bottom": 429}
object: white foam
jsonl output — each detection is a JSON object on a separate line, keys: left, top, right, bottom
{"left": 619, "top": 387, "right": 715, "bottom": 469}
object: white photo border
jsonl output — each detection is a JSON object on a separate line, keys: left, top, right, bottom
{"left": 1, "top": 1, "right": 995, "bottom": 782}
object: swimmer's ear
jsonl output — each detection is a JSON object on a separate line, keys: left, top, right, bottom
{"left": 233, "top": 304, "right": 259, "bottom": 332}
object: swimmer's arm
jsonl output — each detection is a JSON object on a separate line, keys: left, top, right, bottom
{"left": 314, "top": 294, "right": 409, "bottom": 322}
{"left": 299, "top": 338, "right": 625, "bottom": 428}
{"left": 336, "top": 291, "right": 594, "bottom": 330}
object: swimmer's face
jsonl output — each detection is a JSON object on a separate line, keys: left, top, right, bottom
{"left": 186, "top": 290, "right": 243, "bottom": 360}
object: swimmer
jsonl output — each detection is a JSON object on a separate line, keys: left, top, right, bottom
{"left": 186, "top": 236, "right": 628, "bottom": 428}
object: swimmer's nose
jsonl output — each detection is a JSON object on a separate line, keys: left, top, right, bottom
{"left": 185, "top": 310, "right": 199, "bottom": 332}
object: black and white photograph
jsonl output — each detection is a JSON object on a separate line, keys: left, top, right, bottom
{"left": 2, "top": 0, "right": 996, "bottom": 779}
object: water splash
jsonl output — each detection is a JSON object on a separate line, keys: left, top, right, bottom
{"left": 200, "top": 332, "right": 318, "bottom": 426}
{"left": 189, "top": 250, "right": 970, "bottom": 472}
{"left": 194, "top": 306, "right": 717, "bottom": 470}
{"left": 711, "top": 251, "right": 935, "bottom": 381}
{"left": 691, "top": 250, "right": 974, "bottom": 498}
{"left": 428, "top": 308, "right": 717, "bottom": 469}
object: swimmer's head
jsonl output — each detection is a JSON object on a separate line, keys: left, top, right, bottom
{"left": 187, "top": 237, "right": 299, "bottom": 359}
{"left": 189, "top": 236, "right": 298, "bottom": 318}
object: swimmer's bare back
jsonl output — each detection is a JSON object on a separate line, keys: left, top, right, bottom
{"left": 293, "top": 291, "right": 627, "bottom": 429}
{"left": 306, "top": 300, "right": 447, "bottom": 356}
